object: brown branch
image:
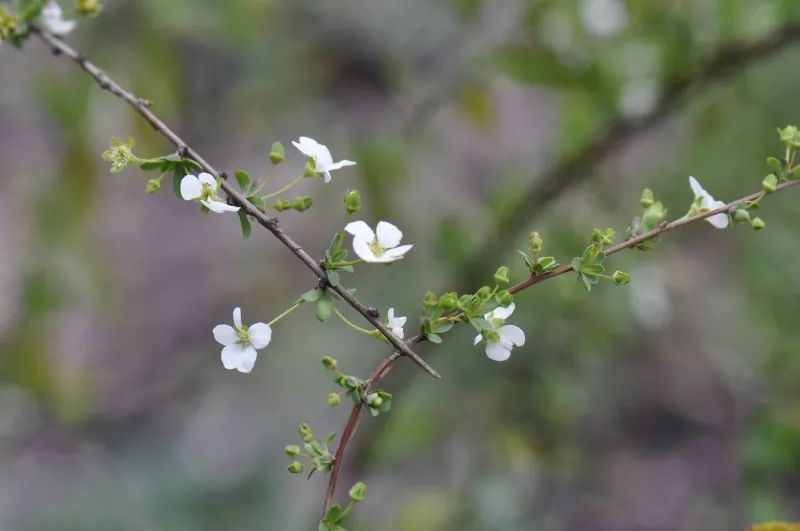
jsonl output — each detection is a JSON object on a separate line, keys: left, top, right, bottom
{"left": 467, "top": 21, "right": 800, "bottom": 278}
{"left": 29, "top": 25, "right": 440, "bottom": 380}
{"left": 322, "top": 178, "right": 800, "bottom": 511}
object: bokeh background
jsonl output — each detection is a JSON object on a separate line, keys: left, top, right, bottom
{"left": 2, "top": 0, "right": 800, "bottom": 529}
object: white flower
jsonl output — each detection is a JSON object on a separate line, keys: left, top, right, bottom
{"left": 689, "top": 176, "right": 729, "bottom": 229}
{"left": 579, "top": 0, "right": 627, "bottom": 37}
{"left": 473, "top": 303, "right": 526, "bottom": 362}
{"left": 41, "top": 1, "right": 77, "bottom": 36}
{"left": 212, "top": 307, "right": 272, "bottom": 373}
{"left": 180, "top": 172, "right": 240, "bottom": 214}
{"left": 292, "top": 136, "right": 356, "bottom": 183}
{"left": 386, "top": 308, "right": 406, "bottom": 339}
{"left": 344, "top": 220, "right": 413, "bottom": 263}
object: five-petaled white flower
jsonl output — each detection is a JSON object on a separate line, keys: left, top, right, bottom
{"left": 41, "top": 1, "right": 77, "bottom": 36}
{"left": 344, "top": 220, "right": 413, "bottom": 263}
{"left": 386, "top": 308, "right": 406, "bottom": 339}
{"left": 689, "top": 176, "right": 729, "bottom": 229}
{"left": 181, "top": 172, "right": 240, "bottom": 214}
{"left": 292, "top": 136, "right": 356, "bottom": 183}
{"left": 473, "top": 303, "right": 526, "bottom": 362}
{"left": 213, "top": 307, "right": 271, "bottom": 373}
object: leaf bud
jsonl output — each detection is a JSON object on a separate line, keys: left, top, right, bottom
{"left": 612, "top": 270, "right": 630, "bottom": 286}
{"left": 292, "top": 196, "right": 313, "bottom": 212}
{"left": 299, "top": 422, "right": 314, "bottom": 443}
{"left": 494, "top": 266, "right": 510, "bottom": 285}
{"left": 287, "top": 461, "right": 305, "bottom": 474}
{"left": 762, "top": 174, "right": 778, "bottom": 194}
{"left": 327, "top": 393, "right": 342, "bottom": 407}
{"left": 344, "top": 189, "right": 361, "bottom": 214}
{"left": 529, "top": 231, "right": 543, "bottom": 253}
{"left": 640, "top": 188, "right": 655, "bottom": 208}
{"left": 321, "top": 356, "right": 338, "bottom": 371}
{"left": 440, "top": 292, "right": 458, "bottom": 310}
{"left": 77, "top": 0, "right": 103, "bottom": 16}
{"left": 495, "top": 290, "right": 513, "bottom": 306}
{"left": 269, "top": 141, "right": 285, "bottom": 165}
{"left": 733, "top": 208, "right": 750, "bottom": 223}
{"left": 348, "top": 481, "right": 367, "bottom": 502}
{"left": 285, "top": 445, "right": 301, "bottom": 457}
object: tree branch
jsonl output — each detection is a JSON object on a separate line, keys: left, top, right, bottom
{"left": 322, "top": 178, "right": 800, "bottom": 511}
{"left": 29, "top": 25, "right": 440, "bottom": 380}
{"left": 467, "top": 21, "right": 800, "bottom": 277}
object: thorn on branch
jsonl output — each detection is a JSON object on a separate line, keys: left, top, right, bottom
{"left": 367, "top": 307, "right": 380, "bottom": 318}
{"left": 137, "top": 98, "right": 153, "bottom": 107}
{"left": 178, "top": 146, "right": 190, "bottom": 158}
{"left": 219, "top": 171, "right": 228, "bottom": 181}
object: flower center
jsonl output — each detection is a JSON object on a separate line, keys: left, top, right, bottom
{"left": 235, "top": 327, "right": 251, "bottom": 346}
{"left": 200, "top": 183, "right": 215, "bottom": 201}
{"left": 368, "top": 239, "right": 385, "bottom": 257}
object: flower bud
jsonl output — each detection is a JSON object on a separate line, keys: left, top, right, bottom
{"left": 273, "top": 199, "right": 292, "bottom": 212}
{"left": 299, "top": 422, "right": 314, "bottom": 443}
{"left": 327, "top": 393, "right": 341, "bottom": 407}
{"left": 321, "top": 356, "right": 338, "bottom": 371}
{"left": 733, "top": 208, "right": 750, "bottom": 223}
{"left": 642, "top": 201, "right": 667, "bottom": 230}
{"left": 778, "top": 125, "right": 800, "bottom": 147}
{"left": 495, "top": 290, "right": 513, "bottom": 307}
{"left": 303, "top": 159, "right": 317, "bottom": 177}
{"left": 348, "top": 481, "right": 367, "bottom": 502}
{"left": 344, "top": 189, "right": 361, "bottom": 214}
{"left": 287, "top": 461, "right": 305, "bottom": 474}
{"left": 292, "top": 196, "right": 313, "bottom": 212}
{"left": 529, "top": 231, "right": 543, "bottom": 253}
{"left": 640, "top": 188, "right": 655, "bottom": 208}
{"left": 751, "top": 217, "right": 766, "bottom": 231}
{"left": 476, "top": 286, "right": 492, "bottom": 302}
{"left": 423, "top": 291, "right": 438, "bottom": 306}
{"left": 285, "top": 445, "right": 301, "bottom": 457}
{"left": 494, "top": 266, "right": 510, "bottom": 285}
{"left": 612, "top": 270, "right": 630, "bottom": 286}
{"left": 145, "top": 179, "right": 161, "bottom": 194}
{"left": 77, "top": 0, "right": 103, "bottom": 16}
{"left": 269, "top": 141, "right": 285, "bottom": 165}
{"left": 762, "top": 174, "right": 778, "bottom": 194}
{"left": 440, "top": 292, "right": 458, "bottom": 310}
{"left": 366, "top": 393, "right": 383, "bottom": 408}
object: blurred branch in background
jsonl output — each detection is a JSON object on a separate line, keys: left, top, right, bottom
{"left": 466, "top": 20, "right": 800, "bottom": 284}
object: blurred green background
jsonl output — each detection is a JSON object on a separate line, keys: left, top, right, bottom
{"left": 2, "top": 0, "right": 800, "bottom": 529}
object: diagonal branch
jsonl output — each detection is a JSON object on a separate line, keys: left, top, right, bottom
{"left": 468, "top": 21, "right": 800, "bottom": 274}
{"left": 322, "top": 178, "right": 800, "bottom": 511}
{"left": 29, "top": 25, "right": 440, "bottom": 379}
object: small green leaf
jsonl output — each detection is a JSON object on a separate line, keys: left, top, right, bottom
{"left": 171, "top": 166, "right": 184, "bottom": 199}
{"left": 324, "top": 504, "right": 345, "bottom": 524}
{"left": 316, "top": 294, "right": 333, "bottom": 322}
{"left": 140, "top": 159, "right": 164, "bottom": 171}
{"left": 247, "top": 196, "right": 266, "bottom": 212}
{"left": 427, "top": 333, "right": 442, "bottom": 344}
{"left": 327, "top": 270, "right": 340, "bottom": 287}
{"left": 235, "top": 169, "right": 252, "bottom": 192}
{"left": 300, "top": 289, "right": 320, "bottom": 302}
{"left": 237, "top": 210, "right": 251, "bottom": 239}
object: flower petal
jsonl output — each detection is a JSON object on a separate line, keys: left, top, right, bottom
{"left": 233, "top": 307, "right": 242, "bottom": 328}
{"left": 706, "top": 207, "right": 729, "bottom": 229}
{"left": 387, "top": 308, "right": 395, "bottom": 320}
{"left": 198, "top": 172, "right": 217, "bottom": 190}
{"left": 236, "top": 346, "right": 258, "bottom": 373}
{"left": 248, "top": 323, "right": 272, "bottom": 349}
{"left": 474, "top": 334, "right": 482, "bottom": 346}
{"left": 485, "top": 340, "right": 512, "bottom": 362}
{"left": 376, "top": 221, "right": 403, "bottom": 248}
{"left": 201, "top": 200, "right": 240, "bottom": 213}
{"left": 328, "top": 160, "right": 357, "bottom": 171}
{"left": 212, "top": 324, "right": 237, "bottom": 346}
{"left": 345, "top": 221, "right": 375, "bottom": 241}
{"left": 221, "top": 343, "right": 247, "bottom": 370}
{"left": 352, "top": 237, "right": 378, "bottom": 262}
{"left": 180, "top": 175, "right": 202, "bottom": 200}
{"left": 688, "top": 176, "right": 705, "bottom": 200}
{"left": 491, "top": 303, "right": 516, "bottom": 320}
{"left": 322, "top": 171, "right": 333, "bottom": 184}
{"left": 383, "top": 244, "right": 413, "bottom": 260}
{"left": 498, "top": 325, "right": 525, "bottom": 347}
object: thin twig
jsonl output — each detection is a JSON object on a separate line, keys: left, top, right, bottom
{"left": 322, "top": 178, "right": 800, "bottom": 511}
{"left": 29, "top": 25, "right": 440, "bottom": 379}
